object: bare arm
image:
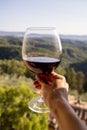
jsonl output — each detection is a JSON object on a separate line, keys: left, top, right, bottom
{"left": 35, "top": 72, "right": 87, "bottom": 130}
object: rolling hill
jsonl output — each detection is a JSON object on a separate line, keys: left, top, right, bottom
{"left": 0, "top": 31, "right": 87, "bottom": 76}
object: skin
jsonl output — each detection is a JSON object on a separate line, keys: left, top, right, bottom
{"left": 34, "top": 72, "right": 87, "bottom": 130}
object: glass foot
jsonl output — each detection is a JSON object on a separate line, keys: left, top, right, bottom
{"left": 28, "top": 97, "right": 49, "bottom": 113}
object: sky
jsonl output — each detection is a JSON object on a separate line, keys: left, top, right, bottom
{"left": 0, "top": 0, "right": 87, "bottom": 35}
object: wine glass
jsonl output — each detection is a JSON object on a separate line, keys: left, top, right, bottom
{"left": 22, "top": 27, "right": 62, "bottom": 113}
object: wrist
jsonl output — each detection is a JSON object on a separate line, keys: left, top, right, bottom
{"left": 48, "top": 88, "right": 68, "bottom": 111}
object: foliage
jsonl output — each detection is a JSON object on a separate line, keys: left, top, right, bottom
{"left": 56, "top": 65, "right": 66, "bottom": 75}
{"left": 65, "top": 68, "right": 87, "bottom": 94}
{"left": 0, "top": 36, "right": 22, "bottom": 60}
{"left": 0, "top": 45, "right": 21, "bottom": 60}
{"left": 65, "top": 68, "right": 77, "bottom": 90}
{"left": 80, "top": 93, "right": 87, "bottom": 102}
{"left": 0, "top": 60, "right": 25, "bottom": 75}
{"left": 0, "top": 36, "right": 22, "bottom": 46}
{"left": 70, "top": 59, "right": 87, "bottom": 76}
{"left": 0, "top": 58, "right": 87, "bottom": 95}
{"left": 61, "top": 39, "right": 87, "bottom": 68}
{"left": 69, "top": 89, "right": 79, "bottom": 97}
{"left": 76, "top": 71, "right": 85, "bottom": 94}
{"left": 0, "top": 79, "right": 48, "bottom": 130}
{"left": 0, "top": 35, "right": 87, "bottom": 129}
{"left": 0, "top": 36, "right": 87, "bottom": 67}
{"left": 0, "top": 60, "right": 34, "bottom": 79}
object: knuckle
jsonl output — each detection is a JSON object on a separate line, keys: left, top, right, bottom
{"left": 62, "top": 75, "right": 66, "bottom": 81}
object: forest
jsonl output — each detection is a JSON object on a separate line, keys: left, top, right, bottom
{"left": 0, "top": 35, "right": 87, "bottom": 130}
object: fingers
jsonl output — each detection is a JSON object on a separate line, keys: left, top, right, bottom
{"left": 34, "top": 80, "right": 41, "bottom": 89}
{"left": 36, "top": 72, "right": 66, "bottom": 85}
{"left": 52, "top": 72, "right": 66, "bottom": 81}
{"left": 34, "top": 73, "right": 56, "bottom": 90}
{"left": 34, "top": 73, "right": 68, "bottom": 90}
{"left": 35, "top": 74, "right": 49, "bottom": 86}
{"left": 34, "top": 73, "right": 69, "bottom": 108}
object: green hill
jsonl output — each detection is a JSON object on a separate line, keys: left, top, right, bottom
{"left": 0, "top": 35, "right": 87, "bottom": 75}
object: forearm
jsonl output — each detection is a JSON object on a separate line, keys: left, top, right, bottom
{"left": 48, "top": 89, "right": 87, "bottom": 130}
{"left": 35, "top": 73, "right": 87, "bottom": 130}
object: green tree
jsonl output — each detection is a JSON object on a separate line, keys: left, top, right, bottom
{"left": 0, "top": 60, "right": 35, "bottom": 79}
{"left": 65, "top": 68, "right": 77, "bottom": 90}
{"left": 56, "top": 66, "right": 66, "bottom": 75}
{"left": 76, "top": 71, "right": 85, "bottom": 94}
{"left": 0, "top": 83, "right": 48, "bottom": 130}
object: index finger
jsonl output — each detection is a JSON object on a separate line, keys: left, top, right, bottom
{"left": 51, "top": 72, "right": 66, "bottom": 81}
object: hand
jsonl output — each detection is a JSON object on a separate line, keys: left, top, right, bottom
{"left": 34, "top": 73, "right": 87, "bottom": 130}
{"left": 34, "top": 72, "right": 69, "bottom": 109}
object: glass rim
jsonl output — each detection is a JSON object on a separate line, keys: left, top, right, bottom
{"left": 26, "top": 27, "right": 56, "bottom": 30}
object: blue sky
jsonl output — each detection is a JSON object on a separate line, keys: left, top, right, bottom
{"left": 0, "top": 0, "right": 87, "bottom": 34}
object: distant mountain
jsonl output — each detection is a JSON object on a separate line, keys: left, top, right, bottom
{"left": 60, "top": 34, "right": 87, "bottom": 41}
{"left": 0, "top": 31, "right": 24, "bottom": 37}
{"left": 0, "top": 31, "right": 87, "bottom": 41}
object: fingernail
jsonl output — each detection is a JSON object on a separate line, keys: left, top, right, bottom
{"left": 35, "top": 85, "right": 41, "bottom": 89}
{"left": 34, "top": 80, "right": 39, "bottom": 85}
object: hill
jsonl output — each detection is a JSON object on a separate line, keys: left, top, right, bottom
{"left": 70, "top": 60, "right": 87, "bottom": 76}
{"left": 0, "top": 33, "right": 87, "bottom": 76}
{"left": 60, "top": 37, "right": 87, "bottom": 68}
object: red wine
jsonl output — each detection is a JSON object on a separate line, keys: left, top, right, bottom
{"left": 23, "top": 57, "right": 61, "bottom": 73}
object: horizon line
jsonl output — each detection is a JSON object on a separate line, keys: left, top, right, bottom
{"left": 0, "top": 30, "right": 87, "bottom": 36}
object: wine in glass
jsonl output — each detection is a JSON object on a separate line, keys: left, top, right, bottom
{"left": 22, "top": 27, "right": 62, "bottom": 113}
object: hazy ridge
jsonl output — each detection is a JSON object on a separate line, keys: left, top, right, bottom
{"left": 0, "top": 31, "right": 87, "bottom": 41}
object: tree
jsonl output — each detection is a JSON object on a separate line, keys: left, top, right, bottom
{"left": 56, "top": 66, "right": 66, "bottom": 76}
{"left": 76, "top": 71, "right": 85, "bottom": 94}
{"left": 65, "top": 68, "right": 77, "bottom": 90}
{"left": 0, "top": 83, "right": 48, "bottom": 130}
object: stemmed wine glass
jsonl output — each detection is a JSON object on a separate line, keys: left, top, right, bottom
{"left": 22, "top": 27, "right": 62, "bottom": 113}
